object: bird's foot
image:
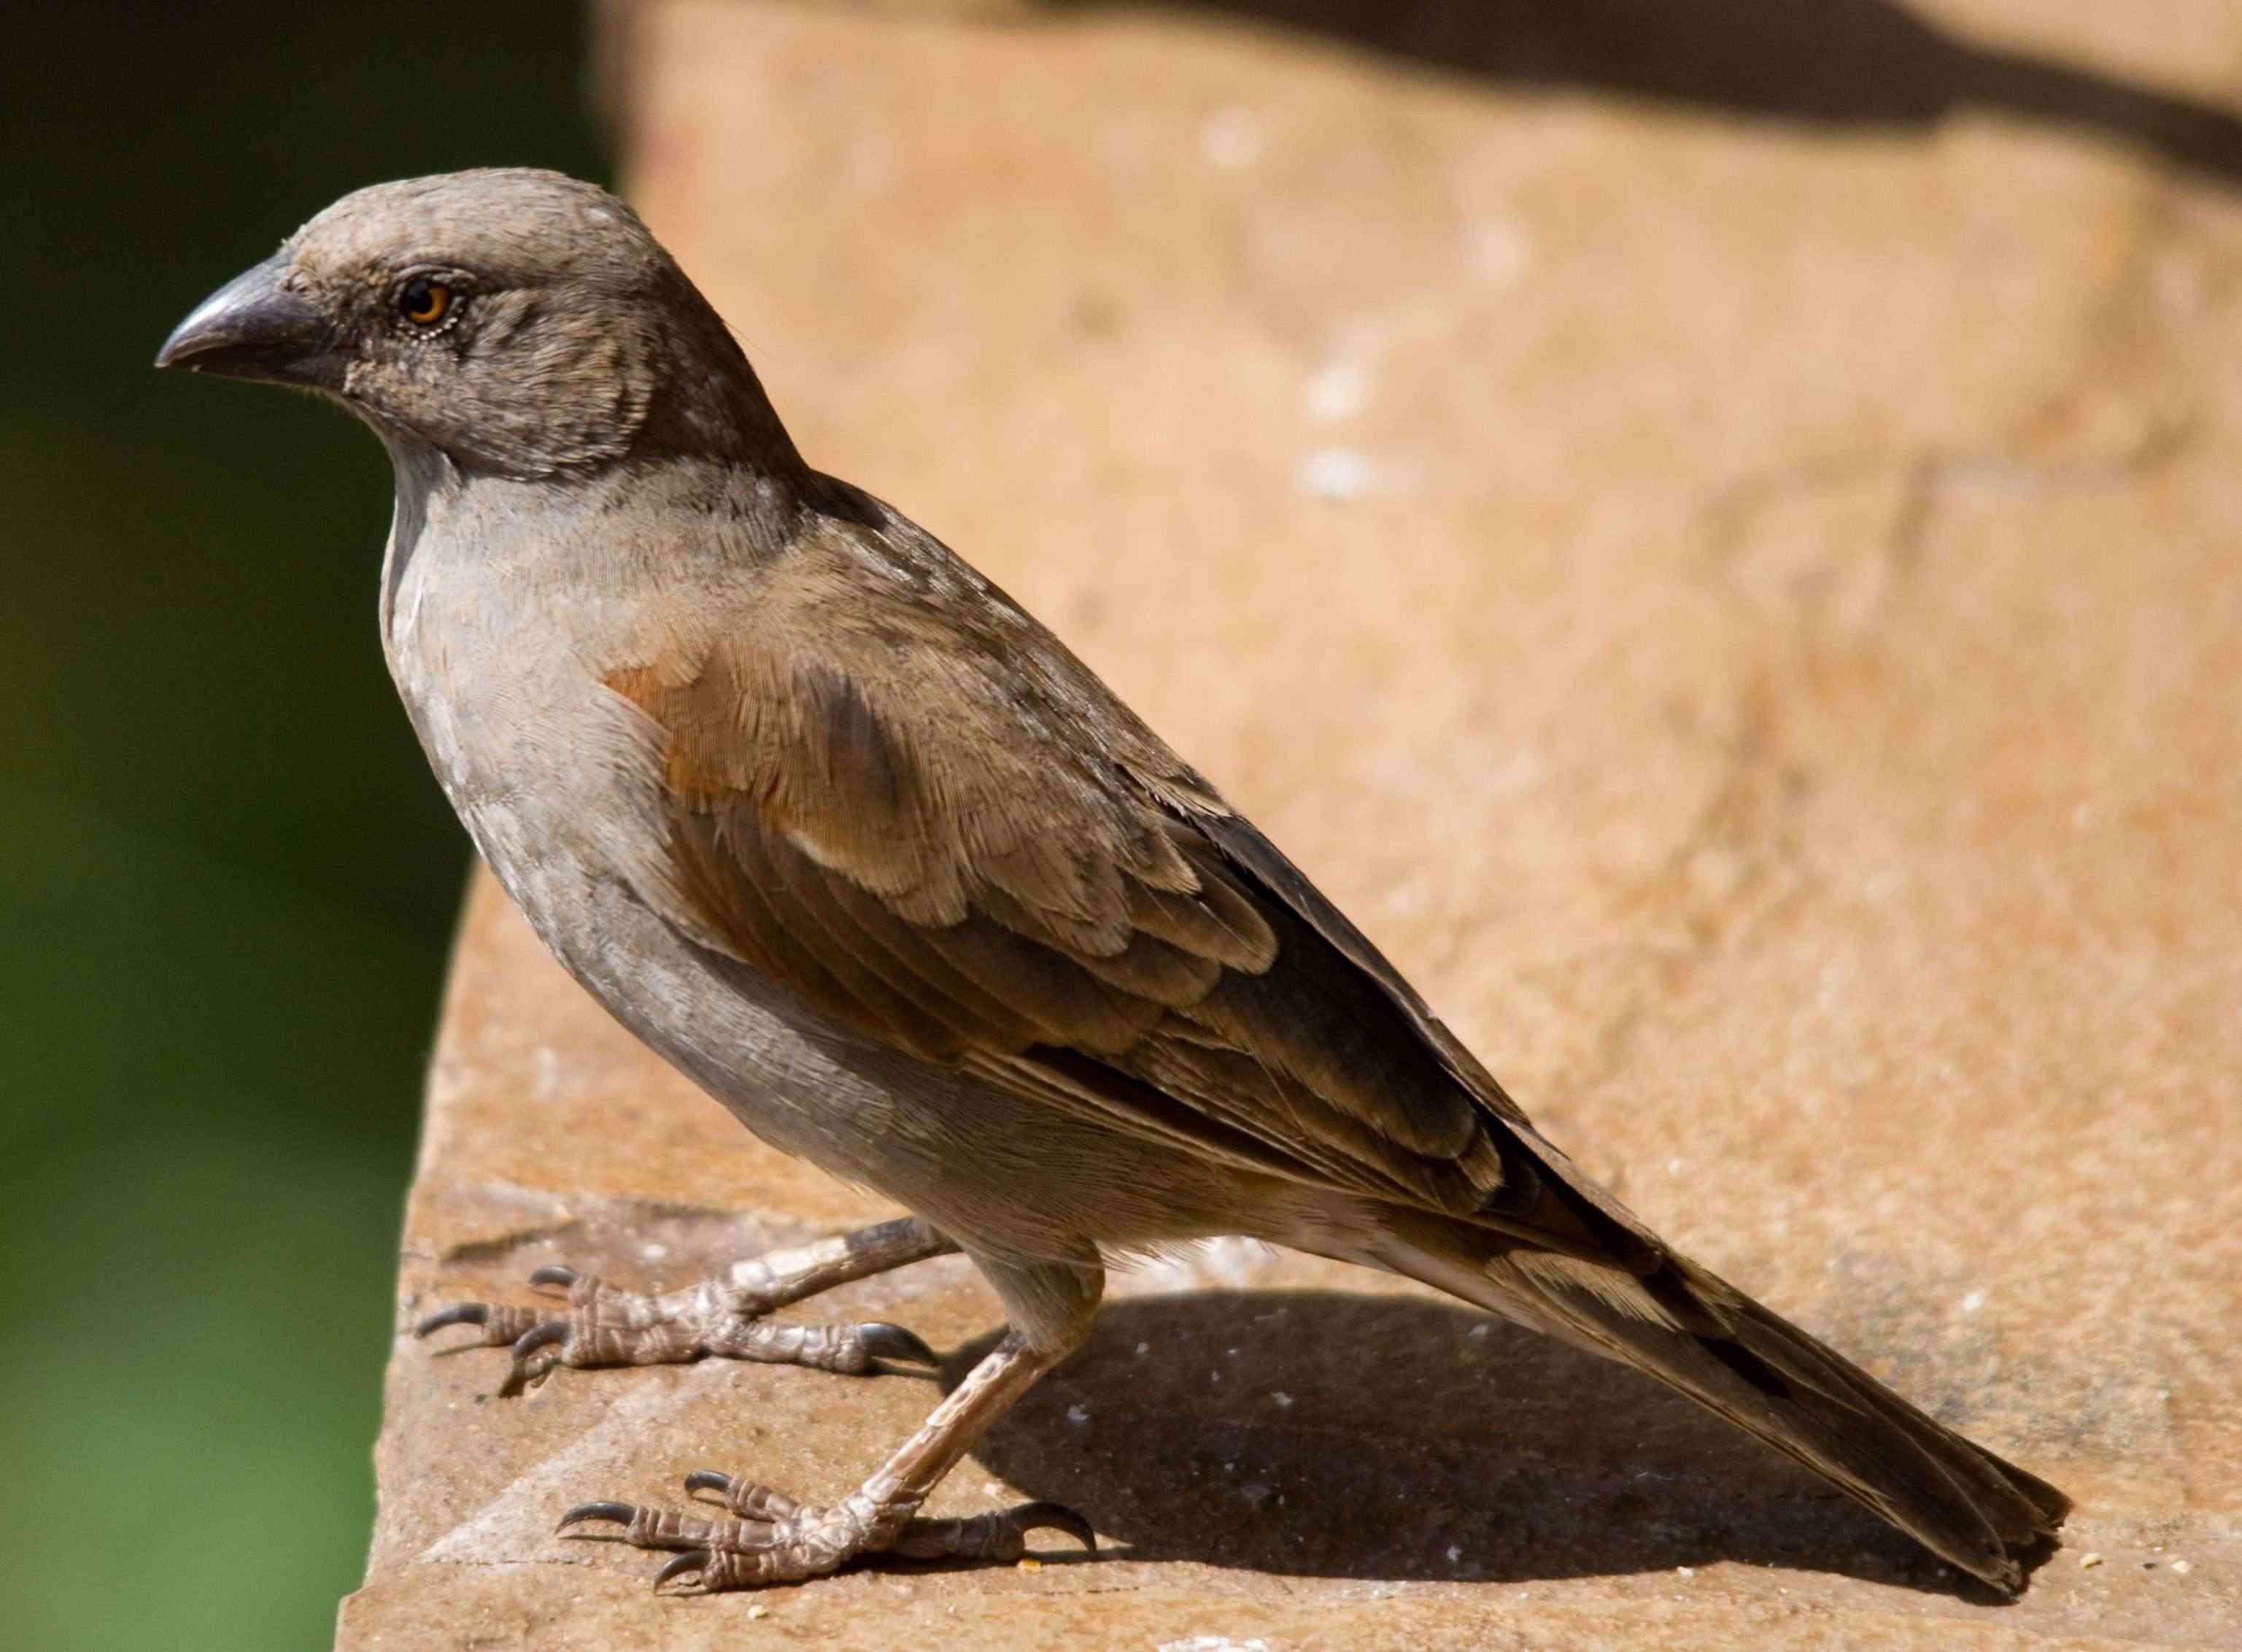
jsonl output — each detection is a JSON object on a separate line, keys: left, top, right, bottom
{"left": 414, "top": 1266, "right": 938, "bottom": 1396}
{"left": 560, "top": 1471, "right": 1094, "bottom": 1591}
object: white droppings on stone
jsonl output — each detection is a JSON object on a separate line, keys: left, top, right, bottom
{"left": 2079, "top": 1551, "right": 2104, "bottom": 1569}
{"left": 531, "top": 1044, "right": 563, "bottom": 1101}
{"left": 1677, "top": 1564, "right": 1696, "bottom": 1578}
{"left": 1135, "top": 1340, "right": 1151, "bottom": 1356}
{"left": 1067, "top": 1402, "right": 1091, "bottom": 1426}
{"left": 1467, "top": 1323, "right": 1491, "bottom": 1340}
{"left": 1158, "top": 1638, "right": 1271, "bottom": 1652}
{"left": 1959, "top": 1288, "right": 1987, "bottom": 1314}
{"left": 1446, "top": 1545, "right": 1463, "bottom": 1564}
{"left": 641, "top": 1242, "right": 669, "bottom": 1262}
{"left": 1199, "top": 107, "right": 1266, "bottom": 169}
{"left": 1271, "top": 1390, "right": 1294, "bottom": 1408}
{"left": 1296, "top": 447, "right": 1374, "bottom": 501}
{"left": 2170, "top": 1558, "right": 2192, "bottom": 1575}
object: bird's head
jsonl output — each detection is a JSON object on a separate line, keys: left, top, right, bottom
{"left": 156, "top": 168, "right": 789, "bottom": 479}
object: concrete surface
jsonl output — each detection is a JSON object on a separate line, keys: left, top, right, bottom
{"left": 339, "top": 2, "right": 2241, "bottom": 1645}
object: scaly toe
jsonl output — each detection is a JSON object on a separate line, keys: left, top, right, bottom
{"left": 677, "top": 1470, "right": 801, "bottom": 1521}
{"left": 889, "top": 1498, "right": 1099, "bottom": 1562}
{"left": 414, "top": 1298, "right": 548, "bottom": 1354}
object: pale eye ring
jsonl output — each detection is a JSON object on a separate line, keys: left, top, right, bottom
{"left": 397, "top": 277, "right": 453, "bottom": 327}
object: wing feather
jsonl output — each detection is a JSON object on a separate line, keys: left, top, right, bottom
{"left": 603, "top": 571, "right": 1632, "bottom": 1262}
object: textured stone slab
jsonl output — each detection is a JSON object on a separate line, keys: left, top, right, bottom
{"left": 340, "top": 2, "right": 2241, "bottom": 1645}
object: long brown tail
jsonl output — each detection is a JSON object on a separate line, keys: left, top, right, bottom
{"left": 1373, "top": 1214, "right": 2070, "bottom": 1591}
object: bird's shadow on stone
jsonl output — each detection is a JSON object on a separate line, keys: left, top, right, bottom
{"left": 943, "top": 1289, "right": 2025, "bottom": 1600}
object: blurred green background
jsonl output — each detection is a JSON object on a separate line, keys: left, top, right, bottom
{"left": 0, "top": 6, "right": 603, "bottom": 1647}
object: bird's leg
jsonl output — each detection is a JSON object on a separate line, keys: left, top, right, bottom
{"left": 415, "top": 1216, "right": 956, "bottom": 1394}
{"left": 560, "top": 1257, "right": 1101, "bottom": 1591}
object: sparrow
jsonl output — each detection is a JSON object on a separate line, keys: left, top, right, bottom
{"left": 158, "top": 169, "right": 2068, "bottom": 1594}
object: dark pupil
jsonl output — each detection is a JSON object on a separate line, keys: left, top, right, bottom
{"left": 403, "top": 280, "right": 435, "bottom": 318}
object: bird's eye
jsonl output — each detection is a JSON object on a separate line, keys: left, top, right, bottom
{"left": 398, "top": 277, "right": 453, "bottom": 327}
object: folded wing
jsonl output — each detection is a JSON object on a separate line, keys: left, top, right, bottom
{"left": 600, "top": 579, "right": 1630, "bottom": 1262}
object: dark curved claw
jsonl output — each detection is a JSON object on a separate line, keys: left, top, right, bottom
{"left": 527, "top": 1265, "right": 579, "bottom": 1292}
{"left": 653, "top": 1549, "right": 710, "bottom": 1591}
{"left": 414, "top": 1302, "right": 490, "bottom": 1338}
{"left": 557, "top": 1500, "right": 640, "bottom": 1533}
{"left": 499, "top": 1320, "right": 569, "bottom": 1396}
{"left": 857, "top": 1321, "right": 940, "bottom": 1367}
{"left": 682, "top": 1469, "right": 735, "bottom": 1499}
{"left": 1010, "top": 1499, "right": 1097, "bottom": 1553}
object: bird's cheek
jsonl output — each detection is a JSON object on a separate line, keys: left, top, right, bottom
{"left": 342, "top": 359, "right": 427, "bottom": 424}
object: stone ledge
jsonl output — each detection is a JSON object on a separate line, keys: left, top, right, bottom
{"left": 340, "top": 3, "right": 2241, "bottom": 1645}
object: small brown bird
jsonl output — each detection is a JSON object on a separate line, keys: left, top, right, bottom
{"left": 159, "top": 169, "right": 2067, "bottom": 1594}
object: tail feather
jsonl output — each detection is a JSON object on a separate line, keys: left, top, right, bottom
{"left": 1375, "top": 1219, "right": 2069, "bottom": 1591}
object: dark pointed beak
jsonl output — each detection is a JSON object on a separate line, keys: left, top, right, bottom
{"left": 156, "top": 252, "right": 339, "bottom": 386}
